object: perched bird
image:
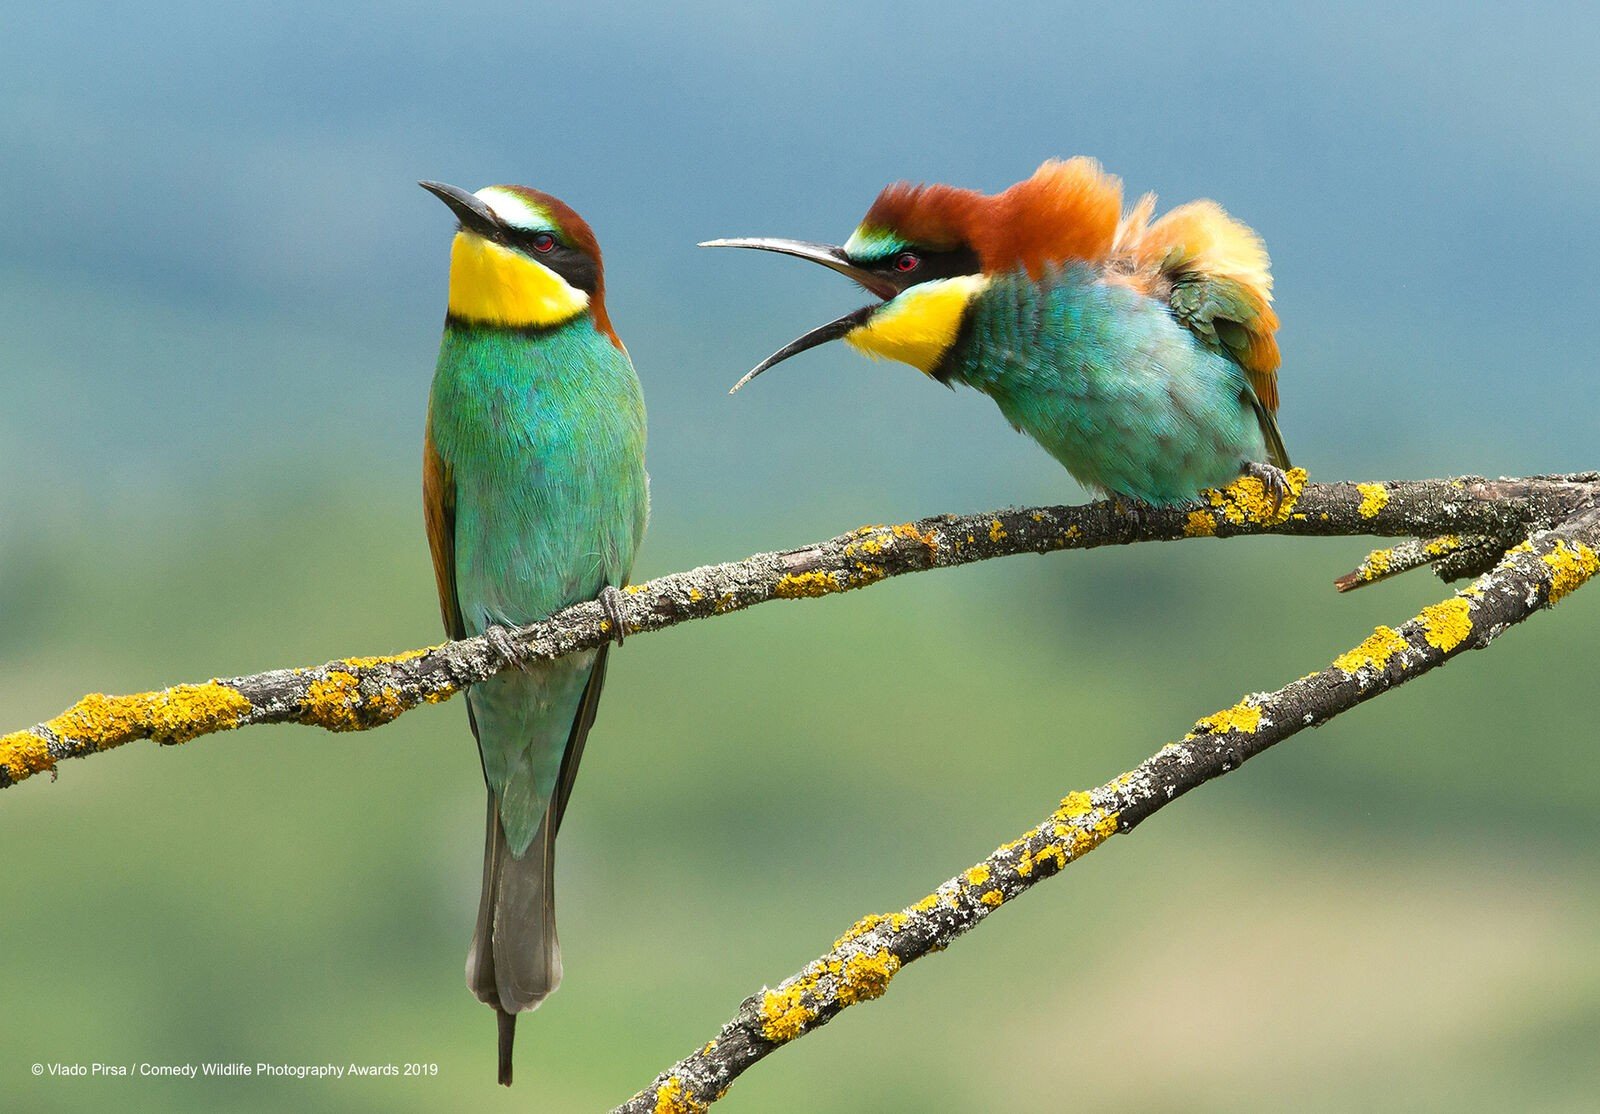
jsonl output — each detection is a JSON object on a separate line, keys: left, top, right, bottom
{"left": 419, "top": 181, "right": 647, "bottom": 1086}
{"left": 705, "top": 158, "right": 1289, "bottom": 505}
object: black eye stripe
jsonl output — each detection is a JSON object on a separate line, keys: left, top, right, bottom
{"left": 496, "top": 227, "right": 600, "bottom": 295}
{"left": 853, "top": 244, "right": 980, "bottom": 293}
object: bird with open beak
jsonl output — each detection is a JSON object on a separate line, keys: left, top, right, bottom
{"left": 705, "top": 158, "right": 1289, "bottom": 507}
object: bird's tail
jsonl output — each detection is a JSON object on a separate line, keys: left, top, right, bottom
{"left": 467, "top": 792, "right": 561, "bottom": 1087}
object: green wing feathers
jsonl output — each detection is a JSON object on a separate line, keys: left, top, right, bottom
{"left": 1116, "top": 196, "right": 1284, "bottom": 422}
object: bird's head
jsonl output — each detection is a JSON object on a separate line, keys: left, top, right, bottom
{"left": 705, "top": 158, "right": 1125, "bottom": 391}
{"left": 421, "top": 181, "right": 619, "bottom": 344}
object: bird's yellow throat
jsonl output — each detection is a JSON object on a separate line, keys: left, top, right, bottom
{"left": 844, "top": 275, "right": 990, "bottom": 374}
{"left": 447, "top": 232, "right": 588, "bottom": 328}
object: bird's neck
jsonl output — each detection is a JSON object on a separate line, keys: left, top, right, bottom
{"left": 932, "top": 266, "right": 1100, "bottom": 388}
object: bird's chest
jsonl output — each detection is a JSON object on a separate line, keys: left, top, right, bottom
{"left": 430, "top": 329, "right": 642, "bottom": 628}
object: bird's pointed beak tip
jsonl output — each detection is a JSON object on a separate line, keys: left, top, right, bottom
{"left": 420, "top": 180, "right": 499, "bottom": 236}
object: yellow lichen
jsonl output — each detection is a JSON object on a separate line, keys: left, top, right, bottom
{"left": 1187, "top": 699, "right": 1263, "bottom": 738}
{"left": 835, "top": 949, "right": 900, "bottom": 1005}
{"left": 891, "top": 521, "right": 940, "bottom": 552}
{"left": 1067, "top": 812, "right": 1120, "bottom": 860}
{"left": 980, "top": 889, "right": 1004, "bottom": 907}
{"left": 1203, "top": 467, "right": 1307, "bottom": 526}
{"left": 302, "top": 672, "right": 363, "bottom": 731}
{"left": 964, "top": 864, "right": 991, "bottom": 886}
{"left": 1332, "top": 625, "right": 1411, "bottom": 675}
{"left": 989, "top": 519, "right": 1008, "bottom": 542}
{"left": 1356, "top": 546, "right": 1393, "bottom": 579}
{"left": 0, "top": 730, "right": 55, "bottom": 782}
{"left": 299, "top": 670, "right": 409, "bottom": 732}
{"left": 1057, "top": 790, "right": 1094, "bottom": 818}
{"left": 773, "top": 571, "right": 842, "bottom": 599}
{"left": 1425, "top": 535, "right": 1461, "bottom": 556}
{"left": 1356, "top": 483, "right": 1389, "bottom": 518}
{"left": 1035, "top": 844, "right": 1067, "bottom": 872}
{"left": 340, "top": 645, "right": 438, "bottom": 669}
{"left": 851, "top": 562, "right": 887, "bottom": 585}
{"left": 653, "top": 1076, "right": 707, "bottom": 1114}
{"left": 2, "top": 682, "right": 254, "bottom": 783}
{"left": 1183, "top": 510, "right": 1217, "bottom": 537}
{"left": 760, "top": 984, "right": 815, "bottom": 1042}
{"left": 834, "top": 913, "right": 889, "bottom": 949}
{"left": 1418, "top": 598, "right": 1473, "bottom": 652}
{"left": 1543, "top": 539, "right": 1600, "bottom": 604}
{"left": 910, "top": 892, "right": 941, "bottom": 914}
{"left": 372, "top": 687, "right": 406, "bottom": 721}
{"left": 50, "top": 682, "right": 249, "bottom": 748}
{"left": 688, "top": 588, "right": 703, "bottom": 602}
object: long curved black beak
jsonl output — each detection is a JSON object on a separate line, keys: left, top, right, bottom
{"left": 419, "top": 180, "right": 500, "bottom": 238}
{"left": 701, "top": 237, "right": 896, "bottom": 393}
{"left": 700, "top": 238, "right": 899, "bottom": 301}
{"left": 726, "top": 306, "right": 874, "bottom": 393}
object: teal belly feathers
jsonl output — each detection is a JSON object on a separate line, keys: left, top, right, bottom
{"left": 428, "top": 317, "right": 647, "bottom": 854}
{"left": 941, "top": 266, "right": 1269, "bottom": 506}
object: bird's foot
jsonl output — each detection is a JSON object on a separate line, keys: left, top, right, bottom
{"left": 599, "top": 585, "right": 629, "bottom": 646}
{"left": 484, "top": 624, "right": 527, "bottom": 670}
{"left": 1240, "top": 461, "right": 1292, "bottom": 515}
{"left": 1114, "top": 496, "right": 1155, "bottom": 536}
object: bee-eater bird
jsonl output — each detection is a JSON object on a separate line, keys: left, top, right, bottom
{"left": 705, "top": 158, "right": 1289, "bottom": 505}
{"left": 420, "top": 180, "right": 647, "bottom": 1086}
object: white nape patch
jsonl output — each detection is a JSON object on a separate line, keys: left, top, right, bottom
{"left": 475, "top": 187, "right": 553, "bottom": 233}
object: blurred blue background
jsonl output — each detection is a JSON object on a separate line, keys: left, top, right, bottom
{"left": 4, "top": 3, "right": 1598, "bottom": 1110}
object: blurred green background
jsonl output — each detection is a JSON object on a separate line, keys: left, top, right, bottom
{"left": 4, "top": 3, "right": 1598, "bottom": 1111}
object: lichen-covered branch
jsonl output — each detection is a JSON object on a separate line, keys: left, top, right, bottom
{"left": 4, "top": 470, "right": 1598, "bottom": 792}
{"left": 613, "top": 499, "right": 1600, "bottom": 1114}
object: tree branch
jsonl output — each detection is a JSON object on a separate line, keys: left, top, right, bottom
{"left": 612, "top": 497, "right": 1600, "bottom": 1114}
{"left": 5, "top": 470, "right": 1599, "bottom": 792}
{"left": 6, "top": 471, "right": 1598, "bottom": 1110}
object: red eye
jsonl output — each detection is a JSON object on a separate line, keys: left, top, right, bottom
{"left": 893, "top": 251, "right": 920, "bottom": 273}
{"left": 532, "top": 232, "right": 557, "bottom": 253}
